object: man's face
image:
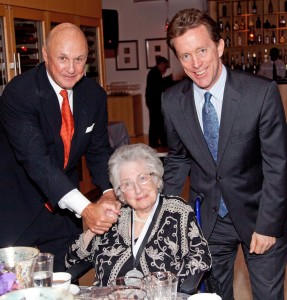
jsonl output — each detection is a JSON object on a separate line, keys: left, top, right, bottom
{"left": 172, "top": 25, "right": 224, "bottom": 90}
{"left": 42, "top": 32, "right": 88, "bottom": 90}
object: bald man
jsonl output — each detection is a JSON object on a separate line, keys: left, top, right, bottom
{"left": 0, "top": 23, "right": 120, "bottom": 271}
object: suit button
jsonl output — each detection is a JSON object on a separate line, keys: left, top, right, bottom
{"left": 217, "top": 176, "right": 222, "bottom": 181}
{"left": 212, "top": 207, "right": 218, "bottom": 212}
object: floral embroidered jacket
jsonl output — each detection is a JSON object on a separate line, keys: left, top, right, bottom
{"left": 66, "top": 194, "right": 211, "bottom": 287}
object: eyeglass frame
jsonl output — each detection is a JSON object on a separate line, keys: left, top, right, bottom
{"left": 117, "top": 172, "right": 156, "bottom": 193}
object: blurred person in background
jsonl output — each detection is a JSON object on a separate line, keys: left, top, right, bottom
{"left": 145, "top": 55, "right": 172, "bottom": 148}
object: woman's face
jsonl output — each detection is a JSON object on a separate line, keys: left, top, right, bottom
{"left": 119, "top": 160, "right": 159, "bottom": 214}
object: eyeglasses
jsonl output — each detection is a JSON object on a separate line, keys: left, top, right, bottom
{"left": 118, "top": 173, "right": 155, "bottom": 193}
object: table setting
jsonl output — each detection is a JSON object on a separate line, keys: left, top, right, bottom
{"left": 0, "top": 246, "right": 221, "bottom": 299}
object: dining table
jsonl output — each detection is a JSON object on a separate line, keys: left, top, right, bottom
{"left": 74, "top": 285, "right": 190, "bottom": 299}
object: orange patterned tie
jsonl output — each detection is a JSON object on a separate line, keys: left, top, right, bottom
{"left": 60, "top": 89, "right": 74, "bottom": 168}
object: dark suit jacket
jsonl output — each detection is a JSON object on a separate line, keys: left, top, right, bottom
{"left": 0, "top": 62, "right": 113, "bottom": 246}
{"left": 162, "top": 67, "right": 287, "bottom": 246}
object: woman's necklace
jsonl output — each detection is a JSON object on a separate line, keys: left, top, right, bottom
{"left": 134, "top": 211, "right": 148, "bottom": 224}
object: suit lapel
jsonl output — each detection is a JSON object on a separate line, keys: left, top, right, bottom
{"left": 37, "top": 65, "right": 64, "bottom": 166}
{"left": 217, "top": 70, "right": 242, "bottom": 165}
{"left": 179, "top": 82, "right": 216, "bottom": 167}
{"left": 69, "top": 83, "right": 90, "bottom": 160}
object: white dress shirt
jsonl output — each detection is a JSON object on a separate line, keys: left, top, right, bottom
{"left": 193, "top": 65, "right": 227, "bottom": 131}
{"left": 47, "top": 72, "right": 90, "bottom": 217}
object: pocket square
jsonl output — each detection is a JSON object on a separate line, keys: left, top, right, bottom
{"left": 85, "top": 123, "right": 95, "bottom": 133}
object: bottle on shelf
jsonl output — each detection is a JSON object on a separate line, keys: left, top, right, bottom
{"left": 263, "top": 19, "right": 271, "bottom": 29}
{"left": 222, "top": 2, "right": 227, "bottom": 17}
{"left": 248, "top": 19, "right": 254, "bottom": 31}
{"left": 285, "top": 0, "right": 287, "bottom": 13}
{"left": 256, "top": 17, "right": 261, "bottom": 29}
{"left": 252, "top": 0, "right": 257, "bottom": 14}
{"left": 279, "top": 31, "right": 286, "bottom": 44}
{"left": 240, "top": 18, "right": 245, "bottom": 30}
{"left": 237, "top": 1, "right": 242, "bottom": 15}
{"left": 268, "top": 0, "right": 273, "bottom": 13}
{"left": 233, "top": 20, "right": 239, "bottom": 31}
{"left": 225, "top": 36, "right": 231, "bottom": 47}
{"left": 271, "top": 31, "right": 276, "bottom": 44}
{"left": 279, "top": 16, "right": 286, "bottom": 28}
{"left": 264, "top": 34, "right": 270, "bottom": 45}
{"left": 248, "top": 32, "right": 255, "bottom": 45}
{"left": 246, "top": 51, "right": 251, "bottom": 72}
{"left": 218, "top": 19, "right": 224, "bottom": 32}
{"left": 225, "top": 21, "right": 231, "bottom": 32}
{"left": 257, "top": 33, "right": 262, "bottom": 44}
{"left": 237, "top": 33, "right": 242, "bottom": 46}
{"left": 252, "top": 51, "right": 257, "bottom": 74}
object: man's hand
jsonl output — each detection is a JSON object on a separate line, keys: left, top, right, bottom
{"left": 249, "top": 232, "right": 276, "bottom": 254}
{"left": 81, "top": 190, "right": 121, "bottom": 235}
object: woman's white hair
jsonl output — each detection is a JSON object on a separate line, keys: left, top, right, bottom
{"left": 108, "top": 143, "right": 164, "bottom": 199}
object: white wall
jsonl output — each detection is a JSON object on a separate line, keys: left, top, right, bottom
{"left": 102, "top": 0, "right": 207, "bottom": 134}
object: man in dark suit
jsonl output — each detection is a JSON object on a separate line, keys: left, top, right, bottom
{"left": 0, "top": 23, "right": 120, "bottom": 271}
{"left": 162, "top": 9, "right": 287, "bottom": 300}
{"left": 145, "top": 55, "right": 170, "bottom": 147}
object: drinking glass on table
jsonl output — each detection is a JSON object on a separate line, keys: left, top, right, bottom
{"left": 108, "top": 286, "right": 147, "bottom": 300}
{"left": 33, "top": 253, "right": 54, "bottom": 287}
{"left": 144, "top": 271, "right": 178, "bottom": 300}
{"left": 110, "top": 275, "right": 144, "bottom": 288}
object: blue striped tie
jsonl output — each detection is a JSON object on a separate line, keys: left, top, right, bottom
{"left": 202, "top": 92, "right": 228, "bottom": 218}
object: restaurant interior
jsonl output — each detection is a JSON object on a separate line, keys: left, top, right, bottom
{"left": 0, "top": 0, "right": 286, "bottom": 298}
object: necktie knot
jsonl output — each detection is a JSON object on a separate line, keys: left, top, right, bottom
{"left": 203, "top": 92, "right": 213, "bottom": 114}
{"left": 204, "top": 91, "right": 212, "bottom": 103}
{"left": 60, "top": 89, "right": 74, "bottom": 168}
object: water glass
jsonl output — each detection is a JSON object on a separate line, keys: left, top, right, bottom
{"left": 33, "top": 253, "right": 54, "bottom": 287}
{"left": 144, "top": 271, "right": 178, "bottom": 300}
{"left": 107, "top": 286, "right": 147, "bottom": 300}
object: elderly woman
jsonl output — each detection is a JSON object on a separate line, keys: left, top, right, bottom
{"left": 66, "top": 143, "right": 211, "bottom": 289}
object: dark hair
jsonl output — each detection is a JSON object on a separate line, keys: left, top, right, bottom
{"left": 155, "top": 55, "right": 169, "bottom": 65}
{"left": 270, "top": 47, "right": 279, "bottom": 62}
{"left": 166, "top": 8, "right": 222, "bottom": 56}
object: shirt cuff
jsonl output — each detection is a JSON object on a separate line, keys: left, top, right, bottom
{"left": 58, "top": 189, "right": 91, "bottom": 217}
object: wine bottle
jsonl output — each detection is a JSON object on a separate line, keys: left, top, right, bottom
{"left": 256, "top": 17, "right": 261, "bottom": 29}
{"left": 237, "top": 33, "right": 242, "bottom": 46}
{"left": 233, "top": 20, "right": 239, "bottom": 31}
{"left": 218, "top": 19, "right": 224, "bottom": 32}
{"left": 222, "top": 2, "right": 227, "bottom": 17}
{"left": 225, "top": 36, "right": 231, "bottom": 47}
{"left": 225, "top": 21, "right": 231, "bottom": 32}
{"left": 268, "top": 0, "right": 273, "bottom": 13}
{"left": 237, "top": 1, "right": 241, "bottom": 15}
{"left": 279, "top": 16, "right": 286, "bottom": 28}
{"left": 279, "top": 31, "right": 285, "bottom": 44}
{"left": 252, "top": 0, "right": 257, "bottom": 14}
{"left": 240, "top": 18, "right": 245, "bottom": 30}
{"left": 271, "top": 31, "right": 276, "bottom": 44}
